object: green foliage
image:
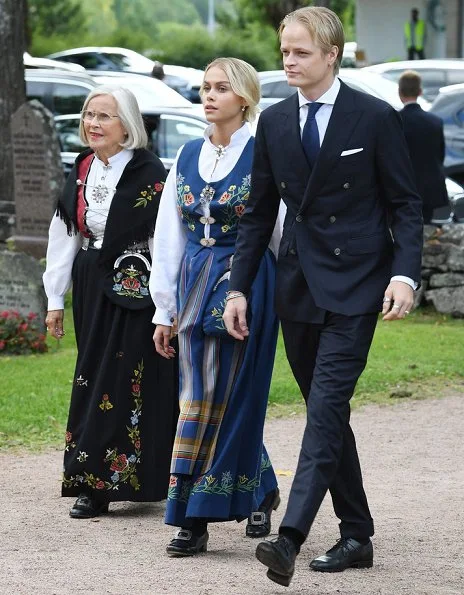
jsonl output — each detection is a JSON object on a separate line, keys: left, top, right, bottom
{"left": 147, "top": 22, "right": 280, "bottom": 71}
{"left": 0, "top": 311, "right": 47, "bottom": 356}
{"left": 28, "top": 0, "right": 85, "bottom": 38}
{"left": 270, "top": 308, "right": 464, "bottom": 408}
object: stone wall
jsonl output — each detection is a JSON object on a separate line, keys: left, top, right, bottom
{"left": 421, "top": 224, "right": 464, "bottom": 317}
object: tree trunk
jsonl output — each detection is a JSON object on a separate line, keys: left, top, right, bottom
{"left": 0, "top": 0, "right": 26, "bottom": 242}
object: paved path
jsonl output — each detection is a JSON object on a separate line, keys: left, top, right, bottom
{"left": 1, "top": 394, "right": 464, "bottom": 594}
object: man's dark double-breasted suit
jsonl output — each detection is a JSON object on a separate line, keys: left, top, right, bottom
{"left": 230, "top": 81, "right": 423, "bottom": 540}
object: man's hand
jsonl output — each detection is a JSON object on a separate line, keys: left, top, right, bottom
{"left": 382, "top": 280, "right": 414, "bottom": 321}
{"left": 153, "top": 325, "right": 176, "bottom": 359}
{"left": 223, "top": 296, "right": 249, "bottom": 340}
{"left": 45, "top": 309, "right": 65, "bottom": 339}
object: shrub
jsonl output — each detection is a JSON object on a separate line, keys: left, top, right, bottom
{"left": 146, "top": 22, "right": 280, "bottom": 71}
{"left": 0, "top": 311, "right": 48, "bottom": 356}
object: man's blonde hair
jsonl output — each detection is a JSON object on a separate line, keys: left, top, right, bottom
{"left": 279, "top": 7, "right": 345, "bottom": 75}
{"left": 201, "top": 57, "right": 261, "bottom": 122}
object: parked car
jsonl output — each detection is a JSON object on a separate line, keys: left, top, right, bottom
{"left": 55, "top": 108, "right": 208, "bottom": 174}
{"left": 362, "top": 59, "right": 464, "bottom": 103}
{"left": 430, "top": 83, "right": 464, "bottom": 182}
{"left": 46, "top": 46, "right": 156, "bottom": 75}
{"left": 89, "top": 71, "right": 194, "bottom": 109}
{"left": 431, "top": 177, "right": 464, "bottom": 225}
{"left": 46, "top": 47, "right": 205, "bottom": 103}
{"left": 24, "top": 52, "right": 85, "bottom": 72}
{"left": 25, "top": 68, "right": 98, "bottom": 115}
{"left": 258, "top": 69, "right": 430, "bottom": 111}
{"left": 162, "top": 64, "right": 204, "bottom": 103}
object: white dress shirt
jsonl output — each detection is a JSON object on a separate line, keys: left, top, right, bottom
{"left": 43, "top": 149, "right": 134, "bottom": 310}
{"left": 150, "top": 123, "right": 284, "bottom": 327}
{"left": 298, "top": 78, "right": 416, "bottom": 291}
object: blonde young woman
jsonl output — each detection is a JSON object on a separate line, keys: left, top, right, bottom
{"left": 150, "top": 58, "right": 281, "bottom": 556}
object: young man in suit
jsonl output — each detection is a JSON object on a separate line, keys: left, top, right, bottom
{"left": 223, "top": 6, "right": 423, "bottom": 588}
{"left": 399, "top": 70, "right": 448, "bottom": 224}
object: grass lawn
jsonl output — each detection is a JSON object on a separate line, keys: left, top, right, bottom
{"left": 0, "top": 307, "right": 463, "bottom": 450}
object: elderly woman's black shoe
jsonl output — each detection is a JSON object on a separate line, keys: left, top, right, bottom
{"left": 69, "top": 493, "right": 109, "bottom": 519}
{"left": 246, "top": 488, "right": 281, "bottom": 538}
{"left": 166, "top": 528, "right": 209, "bottom": 557}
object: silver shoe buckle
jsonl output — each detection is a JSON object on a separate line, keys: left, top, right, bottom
{"left": 174, "top": 529, "right": 193, "bottom": 541}
{"left": 250, "top": 511, "right": 266, "bottom": 526}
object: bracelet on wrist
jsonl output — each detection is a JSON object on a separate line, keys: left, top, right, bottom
{"left": 225, "top": 291, "right": 246, "bottom": 302}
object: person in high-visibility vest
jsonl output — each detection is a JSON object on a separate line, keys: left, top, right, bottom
{"left": 404, "top": 7, "right": 426, "bottom": 59}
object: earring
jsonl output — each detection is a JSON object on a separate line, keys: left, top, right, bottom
{"left": 242, "top": 106, "right": 246, "bottom": 112}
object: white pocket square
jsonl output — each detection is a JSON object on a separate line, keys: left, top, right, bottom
{"left": 341, "top": 148, "right": 363, "bottom": 156}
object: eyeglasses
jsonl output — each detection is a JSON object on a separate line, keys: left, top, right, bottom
{"left": 81, "top": 110, "right": 120, "bottom": 124}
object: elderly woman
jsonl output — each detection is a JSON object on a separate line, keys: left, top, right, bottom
{"left": 43, "top": 86, "right": 178, "bottom": 518}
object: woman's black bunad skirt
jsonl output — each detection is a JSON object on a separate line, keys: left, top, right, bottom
{"left": 62, "top": 248, "right": 178, "bottom": 502}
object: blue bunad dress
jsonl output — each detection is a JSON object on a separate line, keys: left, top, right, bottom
{"left": 165, "top": 135, "right": 279, "bottom": 527}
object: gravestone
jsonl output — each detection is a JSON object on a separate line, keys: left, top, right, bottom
{"left": 0, "top": 251, "right": 46, "bottom": 328}
{"left": 9, "top": 100, "right": 64, "bottom": 258}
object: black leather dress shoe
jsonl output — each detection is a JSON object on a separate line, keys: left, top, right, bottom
{"left": 246, "top": 488, "right": 281, "bottom": 538}
{"left": 310, "top": 537, "right": 373, "bottom": 572}
{"left": 166, "top": 528, "right": 209, "bottom": 557}
{"left": 255, "top": 535, "right": 297, "bottom": 587}
{"left": 69, "top": 493, "right": 109, "bottom": 519}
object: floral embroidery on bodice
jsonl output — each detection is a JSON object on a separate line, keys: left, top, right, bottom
{"left": 176, "top": 137, "right": 254, "bottom": 247}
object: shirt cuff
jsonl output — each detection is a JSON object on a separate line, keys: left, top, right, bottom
{"left": 391, "top": 275, "right": 418, "bottom": 290}
{"left": 152, "top": 308, "right": 174, "bottom": 326}
{"left": 47, "top": 295, "right": 65, "bottom": 311}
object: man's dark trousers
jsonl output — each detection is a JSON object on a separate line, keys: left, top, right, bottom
{"left": 280, "top": 312, "right": 377, "bottom": 540}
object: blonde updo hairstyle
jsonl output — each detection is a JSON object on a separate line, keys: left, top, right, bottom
{"left": 201, "top": 57, "right": 261, "bottom": 123}
{"left": 79, "top": 85, "right": 148, "bottom": 149}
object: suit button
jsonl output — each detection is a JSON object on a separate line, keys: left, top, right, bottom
{"left": 289, "top": 248, "right": 296, "bottom": 255}
{"left": 343, "top": 182, "right": 350, "bottom": 190}
{"left": 296, "top": 215, "right": 303, "bottom": 222}
{"left": 329, "top": 215, "right": 336, "bottom": 223}
{"left": 281, "top": 181, "right": 286, "bottom": 189}
{"left": 334, "top": 248, "right": 341, "bottom": 255}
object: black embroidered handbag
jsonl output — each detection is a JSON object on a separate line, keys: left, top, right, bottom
{"left": 103, "top": 252, "right": 154, "bottom": 310}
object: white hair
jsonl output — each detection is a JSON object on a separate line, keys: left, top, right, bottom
{"left": 79, "top": 85, "right": 148, "bottom": 149}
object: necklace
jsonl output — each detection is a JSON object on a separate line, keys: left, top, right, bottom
{"left": 199, "top": 143, "right": 228, "bottom": 205}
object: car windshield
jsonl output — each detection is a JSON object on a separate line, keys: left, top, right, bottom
{"left": 103, "top": 52, "right": 154, "bottom": 71}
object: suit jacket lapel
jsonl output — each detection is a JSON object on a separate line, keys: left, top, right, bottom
{"left": 300, "top": 81, "right": 362, "bottom": 213}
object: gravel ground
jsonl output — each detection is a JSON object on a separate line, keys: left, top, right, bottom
{"left": 1, "top": 394, "right": 464, "bottom": 595}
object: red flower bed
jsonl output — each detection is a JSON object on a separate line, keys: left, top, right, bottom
{"left": 0, "top": 310, "right": 48, "bottom": 355}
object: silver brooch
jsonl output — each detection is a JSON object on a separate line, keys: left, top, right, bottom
{"left": 214, "top": 144, "right": 227, "bottom": 159}
{"left": 200, "top": 185, "right": 216, "bottom": 205}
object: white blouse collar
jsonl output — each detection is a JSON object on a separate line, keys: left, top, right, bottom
{"left": 93, "top": 148, "right": 133, "bottom": 167}
{"left": 203, "top": 123, "right": 251, "bottom": 151}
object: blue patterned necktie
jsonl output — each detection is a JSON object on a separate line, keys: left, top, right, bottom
{"left": 302, "top": 102, "right": 323, "bottom": 167}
